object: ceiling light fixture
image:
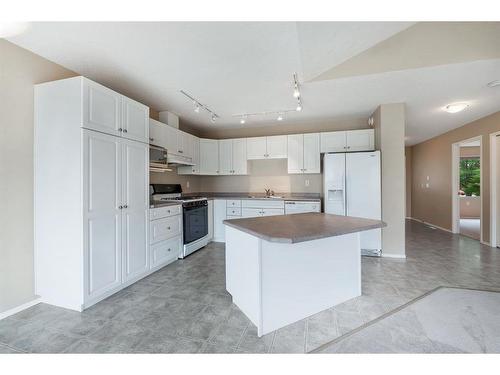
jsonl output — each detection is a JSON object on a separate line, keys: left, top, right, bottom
{"left": 444, "top": 102, "right": 469, "bottom": 114}
{"left": 487, "top": 80, "right": 500, "bottom": 88}
{"left": 293, "top": 73, "right": 301, "bottom": 98}
{"left": 240, "top": 116, "right": 246, "bottom": 124}
{"left": 180, "top": 90, "right": 219, "bottom": 124}
{"left": 296, "top": 103, "right": 302, "bottom": 112}
{"left": 277, "top": 113, "right": 284, "bottom": 121}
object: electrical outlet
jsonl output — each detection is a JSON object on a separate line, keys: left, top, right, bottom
{"left": 305, "top": 179, "right": 310, "bottom": 187}
{"left": 186, "top": 181, "right": 190, "bottom": 189}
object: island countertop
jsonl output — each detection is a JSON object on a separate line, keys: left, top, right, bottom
{"left": 223, "top": 213, "right": 386, "bottom": 244}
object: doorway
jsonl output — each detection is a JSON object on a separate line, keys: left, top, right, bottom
{"left": 451, "top": 137, "right": 482, "bottom": 242}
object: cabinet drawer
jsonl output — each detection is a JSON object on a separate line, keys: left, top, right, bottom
{"left": 150, "top": 236, "right": 182, "bottom": 270}
{"left": 241, "top": 208, "right": 262, "bottom": 218}
{"left": 150, "top": 215, "right": 182, "bottom": 244}
{"left": 262, "top": 208, "right": 285, "bottom": 217}
{"left": 150, "top": 205, "right": 182, "bottom": 220}
{"left": 226, "top": 199, "right": 241, "bottom": 208}
{"left": 226, "top": 207, "right": 241, "bottom": 216}
{"left": 241, "top": 199, "right": 285, "bottom": 209}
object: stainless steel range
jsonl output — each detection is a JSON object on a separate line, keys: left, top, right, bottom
{"left": 150, "top": 184, "right": 209, "bottom": 258}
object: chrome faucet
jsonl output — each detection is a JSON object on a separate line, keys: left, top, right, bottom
{"left": 264, "top": 188, "right": 275, "bottom": 197}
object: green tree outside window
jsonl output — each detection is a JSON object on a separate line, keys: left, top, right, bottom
{"left": 460, "top": 158, "right": 480, "bottom": 196}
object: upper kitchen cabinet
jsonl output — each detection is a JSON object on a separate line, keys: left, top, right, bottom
{"left": 287, "top": 133, "right": 320, "bottom": 174}
{"left": 122, "top": 97, "right": 149, "bottom": 143}
{"left": 218, "top": 138, "right": 248, "bottom": 175}
{"left": 163, "top": 124, "right": 179, "bottom": 155}
{"left": 199, "top": 138, "right": 219, "bottom": 175}
{"left": 320, "top": 129, "right": 374, "bottom": 153}
{"left": 82, "top": 78, "right": 149, "bottom": 143}
{"left": 247, "top": 135, "right": 287, "bottom": 159}
{"left": 177, "top": 135, "right": 200, "bottom": 175}
{"left": 149, "top": 118, "right": 166, "bottom": 148}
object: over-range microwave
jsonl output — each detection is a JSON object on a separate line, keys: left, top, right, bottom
{"left": 149, "top": 145, "right": 171, "bottom": 172}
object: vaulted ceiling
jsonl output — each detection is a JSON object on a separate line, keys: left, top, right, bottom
{"left": 7, "top": 22, "right": 500, "bottom": 145}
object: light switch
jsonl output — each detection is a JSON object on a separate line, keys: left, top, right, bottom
{"left": 426, "top": 176, "right": 430, "bottom": 181}
{"left": 425, "top": 183, "right": 430, "bottom": 188}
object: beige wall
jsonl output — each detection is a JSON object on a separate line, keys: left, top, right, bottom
{"left": 150, "top": 170, "right": 201, "bottom": 193}
{"left": 199, "top": 159, "right": 322, "bottom": 194}
{"left": 374, "top": 104, "right": 406, "bottom": 257}
{"left": 411, "top": 110, "right": 500, "bottom": 243}
{"left": 406, "top": 146, "right": 412, "bottom": 217}
{"left": 0, "top": 40, "right": 78, "bottom": 313}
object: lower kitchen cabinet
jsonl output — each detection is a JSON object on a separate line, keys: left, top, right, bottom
{"left": 213, "top": 199, "right": 227, "bottom": 242}
{"left": 150, "top": 236, "right": 182, "bottom": 270}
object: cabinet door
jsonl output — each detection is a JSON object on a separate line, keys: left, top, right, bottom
{"left": 122, "top": 97, "right": 149, "bottom": 143}
{"left": 266, "top": 135, "right": 287, "bottom": 159}
{"left": 261, "top": 208, "right": 285, "bottom": 216}
{"left": 149, "top": 119, "right": 166, "bottom": 148}
{"left": 176, "top": 130, "right": 191, "bottom": 157}
{"left": 183, "top": 132, "right": 194, "bottom": 160}
{"left": 213, "top": 200, "right": 227, "bottom": 241}
{"left": 218, "top": 139, "right": 233, "bottom": 175}
{"left": 192, "top": 136, "right": 200, "bottom": 174}
{"left": 303, "top": 133, "right": 320, "bottom": 173}
{"left": 83, "top": 79, "right": 121, "bottom": 137}
{"left": 122, "top": 139, "right": 149, "bottom": 283}
{"left": 150, "top": 236, "right": 181, "bottom": 270}
{"left": 207, "top": 200, "right": 214, "bottom": 241}
{"left": 346, "top": 129, "right": 375, "bottom": 152}
{"left": 241, "top": 208, "right": 263, "bottom": 218}
{"left": 320, "top": 131, "right": 347, "bottom": 153}
{"left": 200, "top": 139, "right": 219, "bottom": 175}
{"left": 287, "top": 134, "right": 304, "bottom": 174}
{"left": 164, "top": 125, "right": 179, "bottom": 155}
{"left": 246, "top": 137, "right": 267, "bottom": 159}
{"left": 232, "top": 138, "right": 248, "bottom": 175}
{"left": 83, "top": 130, "right": 122, "bottom": 302}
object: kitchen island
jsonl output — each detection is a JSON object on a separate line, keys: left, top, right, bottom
{"left": 223, "top": 213, "right": 386, "bottom": 336}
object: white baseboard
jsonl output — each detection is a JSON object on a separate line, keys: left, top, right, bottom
{"left": 0, "top": 297, "right": 41, "bottom": 321}
{"left": 382, "top": 253, "right": 406, "bottom": 259}
{"left": 408, "top": 217, "right": 453, "bottom": 233}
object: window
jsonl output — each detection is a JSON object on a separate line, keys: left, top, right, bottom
{"left": 459, "top": 158, "right": 480, "bottom": 196}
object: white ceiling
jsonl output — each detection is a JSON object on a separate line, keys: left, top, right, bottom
{"left": 7, "top": 22, "right": 500, "bottom": 145}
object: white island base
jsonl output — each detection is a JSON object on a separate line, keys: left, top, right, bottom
{"left": 225, "top": 226, "right": 362, "bottom": 337}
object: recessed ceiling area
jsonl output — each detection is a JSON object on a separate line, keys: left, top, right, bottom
{"left": 7, "top": 21, "right": 500, "bottom": 145}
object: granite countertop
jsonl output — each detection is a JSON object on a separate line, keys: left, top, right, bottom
{"left": 149, "top": 200, "right": 182, "bottom": 209}
{"left": 223, "top": 213, "right": 386, "bottom": 244}
{"left": 183, "top": 192, "right": 321, "bottom": 202}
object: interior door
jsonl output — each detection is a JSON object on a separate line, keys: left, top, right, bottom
{"left": 122, "top": 139, "right": 149, "bottom": 282}
{"left": 122, "top": 97, "right": 149, "bottom": 143}
{"left": 346, "top": 151, "right": 381, "bottom": 251}
{"left": 287, "top": 134, "right": 304, "bottom": 174}
{"left": 218, "top": 139, "right": 233, "bottom": 175}
{"left": 83, "top": 79, "right": 121, "bottom": 137}
{"left": 83, "top": 130, "right": 122, "bottom": 302}
{"left": 303, "top": 133, "right": 320, "bottom": 173}
{"left": 232, "top": 138, "right": 248, "bottom": 175}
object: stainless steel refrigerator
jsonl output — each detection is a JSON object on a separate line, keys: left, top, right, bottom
{"left": 323, "top": 151, "right": 382, "bottom": 256}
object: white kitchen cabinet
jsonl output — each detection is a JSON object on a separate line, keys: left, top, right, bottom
{"left": 150, "top": 215, "right": 183, "bottom": 243}
{"left": 320, "top": 131, "right": 347, "bottom": 153}
{"left": 218, "top": 139, "right": 233, "bottom": 175}
{"left": 213, "top": 199, "right": 227, "bottom": 242}
{"left": 345, "top": 129, "right": 374, "bottom": 152}
{"left": 82, "top": 78, "right": 149, "bottom": 143}
{"left": 121, "top": 139, "right": 149, "bottom": 283}
{"left": 200, "top": 138, "right": 219, "bottom": 175}
{"left": 241, "top": 199, "right": 285, "bottom": 218}
{"left": 284, "top": 201, "right": 321, "bottom": 214}
{"left": 122, "top": 97, "right": 149, "bottom": 143}
{"left": 164, "top": 124, "right": 179, "bottom": 155}
{"left": 150, "top": 237, "right": 182, "bottom": 270}
{"left": 175, "top": 130, "right": 192, "bottom": 158}
{"left": 218, "top": 138, "right": 248, "bottom": 175}
{"left": 320, "top": 129, "right": 374, "bottom": 153}
{"left": 266, "top": 135, "right": 287, "bottom": 158}
{"left": 83, "top": 130, "right": 123, "bottom": 301}
{"left": 149, "top": 119, "right": 166, "bottom": 147}
{"left": 34, "top": 76, "right": 150, "bottom": 312}
{"left": 177, "top": 135, "right": 200, "bottom": 175}
{"left": 288, "top": 133, "right": 320, "bottom": 174}
{"left": 207, "top": 200, "right": 214, "bottom": 241}
{"left": 149, "top": 204, "right": 182, "bottom": 271}
{"left": 247, "top": 136, "right": 287, "bottom": 159}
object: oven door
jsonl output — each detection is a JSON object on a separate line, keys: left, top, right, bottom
{"left": 183, "top": 205, "right": 208, "bottom": 244}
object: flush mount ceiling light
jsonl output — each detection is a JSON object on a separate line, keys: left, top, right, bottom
{"left": 444, "top": 102, "right": 469, "bottom": 113}
{"left": 180, "top": 90, "right": 219, "bottom": 124}
{"left": 240, "top": 116, "right": 246, "bottom": 124}
{"left": 277, "top": 113, "right": 284, "bottom": 121}
{"left": 487, "top": 80, "right": 500, "bottom": 88}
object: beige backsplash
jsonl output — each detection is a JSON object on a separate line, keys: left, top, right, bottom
{"left": 150, "top": 159, "right": 322, "bottom": 195}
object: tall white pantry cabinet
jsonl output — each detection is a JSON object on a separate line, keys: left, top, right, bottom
{"left": 34, "top": 77, "right": 150, "bottom": 311}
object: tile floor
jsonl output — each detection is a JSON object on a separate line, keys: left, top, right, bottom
{"left": 459, "top": 218, "right": 481, "bottom": 240}
{"left": 317, "top": 287, "right": 500, "bottom": 353}
{"left": 1, "top": 220, "right": 500, "bottom": 353}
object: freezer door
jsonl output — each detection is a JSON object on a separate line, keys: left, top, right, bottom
{"left": 323, "top": 153, "right": 346, "bottom": 215}
{"left": 346, "top": 151, "right": 382, "bottom": 251}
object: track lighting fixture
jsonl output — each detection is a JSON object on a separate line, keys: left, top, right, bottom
{"left": 293, "top": 73, "right": 301, "bottom": 98}
{"left": 193, "top": 101, "right": 200, "bottom": 113}
{"left": 181, "top": 90, "right": 220, "bottom": 125}
{"left": 211, "top": 114, "right": 216, "bottom": 123}
{"left": 277, "top": 113, "right": 284, "bottom": 121}
{"left": 240, "top": 116, "right": 246, "bottom": 124}
{"left": 296, "top": 103, "right": 302, "bottom": 112}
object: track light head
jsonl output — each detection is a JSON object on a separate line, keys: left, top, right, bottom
{"left": 211, "top": 114, "right": 216, "bottom": 123}
{"left": 277, "top": 113, "right": 284, "bottom": 121}
{"left": 193, "top": 101, "right": 200, "bottom": 113}
{"left": 240, "top": 117, "right": 246, "bottom": 124}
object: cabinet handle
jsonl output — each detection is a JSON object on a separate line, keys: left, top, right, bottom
{"left": 123, "top": 205, "right": 128, "bottom": 208}
{"left": 167, "top": 210, "right": 171, "bottom": 213}
{"left": 123, "top": 129, "right": 128, "bottom": 133}
{"left": 167, "top": 226, "right": 171, "bottom": 230}
{"left": 347, "top": 146, "right": 351, "bottom": 149}
{"left": 119, "top": 205, "right": 123, "bottom": 209}
{"left": 178, "top": 150, "right": 183, "bottom": 153}
{"left": 149, "top": 137, "right": 154, "bottom": 142}
{"left": 167, "top": 248, "right": 171, "bottom": 252}
{"left": 118, "top": 128, "right": 123, "bottom": 132}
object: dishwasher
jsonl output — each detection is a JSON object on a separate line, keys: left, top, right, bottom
{"left": 284, "top": 201, "right": 321, "bottom": 214}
